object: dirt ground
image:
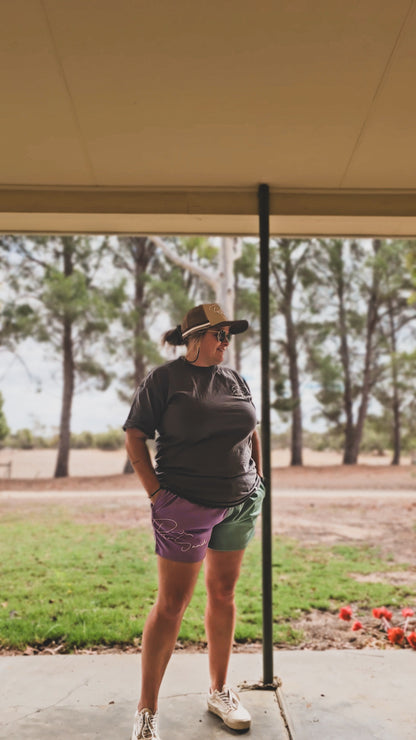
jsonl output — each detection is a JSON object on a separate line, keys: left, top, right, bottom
{"left": 1, "top": 446, "right": 415, "bottom": 480}
{"left": 1, "top": 449, "right": 416, "bottom": 651}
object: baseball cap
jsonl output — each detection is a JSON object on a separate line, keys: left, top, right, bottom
{"left": 181, "top": 303, "right": 248, "bottom": 339}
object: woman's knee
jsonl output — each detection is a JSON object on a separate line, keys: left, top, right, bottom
{"left": 206, "top": 579, "right": 236, "bottom": 606}
{"left": 155, "top": 591, "right": 192, "bottom": 620}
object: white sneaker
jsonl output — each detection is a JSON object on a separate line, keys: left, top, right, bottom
{"left": 207, "top": 686, "right": 251, "bottom": 730}
{"left": 131, "top": 708, "right": 161, "bottom": 739}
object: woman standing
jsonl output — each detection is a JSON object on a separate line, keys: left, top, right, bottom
{"left": 124, "top": 303, "right": 264, "bottom": 740}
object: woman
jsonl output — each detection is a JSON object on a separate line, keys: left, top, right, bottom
{"left": 124, "top": 303, "right": 264, "bottom": 740}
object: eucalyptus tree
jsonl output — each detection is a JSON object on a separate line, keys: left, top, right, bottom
{"left": 269, "top": 238, "right": 317, "bottom": 466}
{"left": 109, "top": 235, "right": 216, "bottom": 471}
{"left": 371, "top": 240, "right": 416, "bottom": 464}
{"left": 154, "top": 236, "right": 245, "bottom": 368}
{"left": 110, "top": 236, "right": 166, "bottom": 398}
{"left": 233, "top": 239, "right": 261, "bottom": 373}
{"left": 106, "top": 235, "right": 260, "bottom": 474}
{"left": 110, "top": 235, "right": 218, "bottom": 398}
{"left": 306, "top": 238, "right": 384, "bottom": 464}
{"left": 0, "top": 235, "right": 124, "bottom": 477}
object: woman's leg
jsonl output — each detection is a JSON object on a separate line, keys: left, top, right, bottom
{"left": 204, "top": 548, "right": 245, "bottom": 691}
{"left": 138, "top": 555, "right": 202, "bottom": 711}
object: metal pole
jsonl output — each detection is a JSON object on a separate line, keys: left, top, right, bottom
{"left": 258, "top": 183, "right": 274, "bottom": 684}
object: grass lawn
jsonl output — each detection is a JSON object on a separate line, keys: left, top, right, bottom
{"left": 1, "top": 507, "right": 414, "bottom": 651}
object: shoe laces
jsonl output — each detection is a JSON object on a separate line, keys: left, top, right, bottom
{"left": 217, "top": 687, "right": 239, "bottom": 711}
{"left": 138, "top": 710, "right": 159, "bottom": 739}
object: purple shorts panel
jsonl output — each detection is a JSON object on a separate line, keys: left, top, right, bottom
{"left": 151, "top": 489, "right": 228, "bottom": 563}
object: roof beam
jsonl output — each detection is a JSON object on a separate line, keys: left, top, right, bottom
{"left": 1, "top": 187, "right": 416, "bottom": 237}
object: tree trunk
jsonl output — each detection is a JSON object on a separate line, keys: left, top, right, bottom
{"left": 124, "top": 237, "right": 154, "bottom": 474}
{"left": 133, "top": 237, "right": 152, "bottom": 386}
{"left": 54, "top": 239, "right": 75, "bottom": 477}
{"left": 351, "top": 239, "right": 381, "bottom": 462}
{"left": 286, "top": 301, "right": 303, "bottom": 465}
{"left": 283, "top": 241, "right": 303, "bottom": 466}
{"left": 54, "top": 318, "right": 75, "bottom": 477}
{"left": 234, "top": 269, "right": 242, "bottom": 375}
{"left": 391, "top": 371, "right": 401, "bottom": 466}
{"left": 388, "top": 299, "right": 401, "bottom": 465}
{"left": 337, "top": 259, "right": 355, "bottom": 464}
{"left": 218, "top": 237, "right": 238, "bottom": 368}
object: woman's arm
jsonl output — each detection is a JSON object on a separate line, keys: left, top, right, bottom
{"left": 125, "top": 427, "right": 160, "bottom": 499}
{"left": 251, "top": 428, "right": 263, "bottom": 478}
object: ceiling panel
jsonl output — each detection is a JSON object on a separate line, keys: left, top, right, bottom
{"left": 341, "top": 2, "right": 416, "bottom": 187}
{"left": 0, "top": 0, "right": 92, "bottom": 184}
{"left": 32, "top": 0, "right": 413, "bottom": 187}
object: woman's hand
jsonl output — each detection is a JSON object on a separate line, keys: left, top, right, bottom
{"left": 125, "top": 428, "right": 160, "bottom": 499}
{"left": 149, "top": 489, "right": 163, "bottom": 506}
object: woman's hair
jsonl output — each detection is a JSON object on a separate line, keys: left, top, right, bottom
{"left": 162, "top": 325, "right": 185, "bottom": 346}
{"left": 162, "top": 326, "right": 207, "bottom": 348}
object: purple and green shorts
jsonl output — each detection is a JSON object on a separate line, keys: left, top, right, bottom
{"left": 150, "top": 480, "right": 265, "bottom": 563}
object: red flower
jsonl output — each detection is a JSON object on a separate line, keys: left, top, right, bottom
{"left": 373, "top": 606, "right": 393, "bottom": 621}
{"left": 402, "top": 608, "right": 414, "bottom": 618}
{"left": 339, "top": 606, "right": 353, "bottom": 621}
{"left": 388, "top": 627, "right": 405, "bottom": 645}
{"left": 351, "top": 621, "right": 363, "bottom": 631}
{"left": 406, "top": 632, "right": 416, "bottom": 650}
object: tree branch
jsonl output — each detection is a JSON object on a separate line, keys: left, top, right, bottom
{"left": 293, "top": 245, "right": 311, "bottom": 273}
{"left": 151, "top": 236, "right": 217, "bottom": 291}
{"left": 14, "top": 240, "right": 53, "bottom": 271}
{"left": 271, "top": 263, "right": 284, "bottom": 294}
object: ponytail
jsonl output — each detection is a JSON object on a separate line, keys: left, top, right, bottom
{"left": 162, "top": 325, "right": 185, "bottom": 346}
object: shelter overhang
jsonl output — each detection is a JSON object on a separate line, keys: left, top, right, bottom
{"left": 1, "top": 187, "right": 416, "bottom": 237}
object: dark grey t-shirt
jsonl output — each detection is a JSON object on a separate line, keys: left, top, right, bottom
{"left": 123, "top": 357, "right": 259, "bottom": 507}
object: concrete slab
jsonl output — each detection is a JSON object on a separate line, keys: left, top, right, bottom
{"left": 1, "top": 650, "right": 415, "bottom": 739}
{"left": 276, "top": 649, "right": 416, "bottom": 740}
{"left": 0, "top": 653, "right": 286, "bottom": 739}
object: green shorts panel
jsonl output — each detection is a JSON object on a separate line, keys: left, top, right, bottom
{"left": 208, "top": 480, "right": 265, "bottom": 552}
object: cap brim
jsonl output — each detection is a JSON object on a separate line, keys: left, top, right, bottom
{"left": 213, "top": 320, "right": 249, "bottom": 335}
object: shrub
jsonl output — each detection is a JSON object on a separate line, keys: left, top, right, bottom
{"left": 94, "top": 428, "right": 125, "bottom": 450}
{"left": 0, "top": 392, "right": 10, "bottom": 445}
{"left": 8, "top": 428, "right": 35, "bottom": 449}
{"left": 70, "top": 431, "right": 95, "bottom": 449}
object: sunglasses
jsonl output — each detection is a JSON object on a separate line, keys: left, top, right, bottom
{"left": 207, "top": 329, "right": 232, "bottom": 343}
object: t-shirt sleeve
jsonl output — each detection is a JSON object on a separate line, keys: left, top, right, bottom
{"left": 231, "top": 370, "right": 259, "bottom": 423}
{"left": 230, "top": 370, "right": 254, "bottom": 403}
{"left": 122, "top": 368, "right": 167, "bottom": 439}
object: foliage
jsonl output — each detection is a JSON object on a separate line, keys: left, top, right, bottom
{"left": 301, "top": 429, "right": 344, "bottom": 452}
{"left": 6, "top": 428, "right": 36, "bottom": 450}
{"left": 93, "top": 428, "right": 125, "bottom": 450}
{"left": 3, "top": 428, "right": 125, "bottom": 450}
{"left": 303, "top": 238, "right": 416, "bottom": 463}
{"left": 360, "top": 415, "right": 391, "bottom": 455}
{"left": 269, "top": 238, "right": 318, "bottom": 465}
{"left": 0, "top": 235, "right": 125, "bottom": 476}
{"left": 233, "top": 239, "right": 261, "bottom": 370}
{"left": 69, "top": 429, "right": 125, "bottom": 450}
{"left": 108, "top": 235, "right": 216, "bottom": 405}
{"left": 2, "top": 234, "right": 416, "bottom": 465}
{"left": 0, "top": 392, "right": 9, "bottom": 444}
